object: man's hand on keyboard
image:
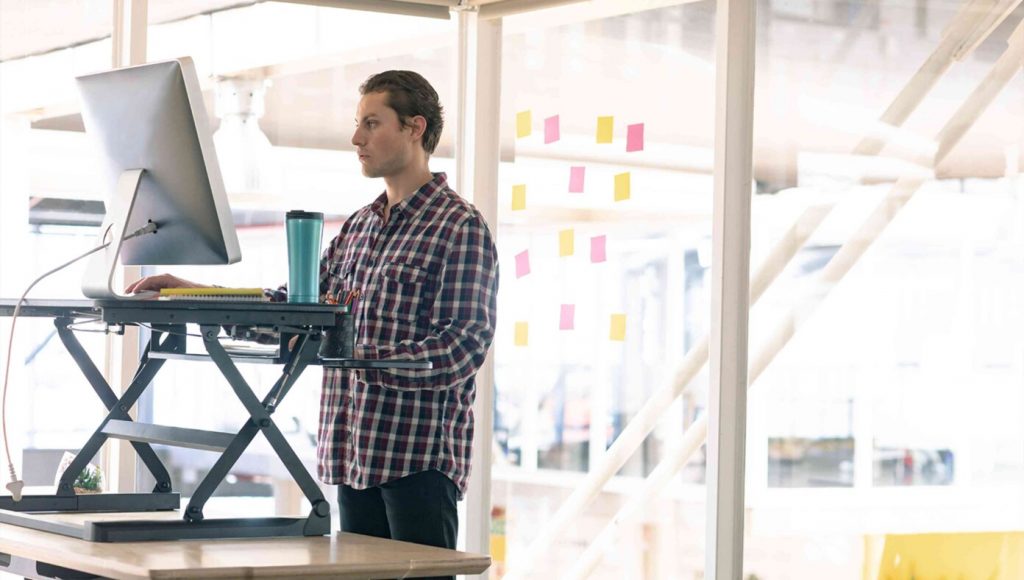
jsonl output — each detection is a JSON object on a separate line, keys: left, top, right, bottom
{"left": 125, "top": 274, "right": 207, "bottom": 295}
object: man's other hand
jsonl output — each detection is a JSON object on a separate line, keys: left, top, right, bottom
{"left": 125, "top": 274, "right": 207, "bottom": 295}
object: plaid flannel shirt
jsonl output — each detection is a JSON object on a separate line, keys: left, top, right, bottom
{"left": 269, "top": 173, "right": 498, "bottom": 498}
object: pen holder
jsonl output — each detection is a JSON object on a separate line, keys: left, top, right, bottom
{"left": 319, "top": 312, "right": 354, "bottom": 359}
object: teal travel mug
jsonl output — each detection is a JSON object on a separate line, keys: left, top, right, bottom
{"left": 285, "top": 210, "right": 324, "bottom": 303}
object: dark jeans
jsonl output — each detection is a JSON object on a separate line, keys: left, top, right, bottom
{"left": 338, "top": 470, "right": 459, "bottom": 580}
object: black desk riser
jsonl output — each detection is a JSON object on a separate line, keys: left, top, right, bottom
{"left": 0, "top": 298, "right": 429, "bottom": 543}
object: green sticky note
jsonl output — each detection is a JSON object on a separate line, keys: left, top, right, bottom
{"left": 596, "top": 116, "right": 614, "bottom": 144}
{"left": 516, "top": 111, "right": 532, "bottom": 138}
{"left": 512, "top": 184, "right": 526, "bottom": 211}
{"left": 614, "top": 172, "right": 630, "bottom": 201}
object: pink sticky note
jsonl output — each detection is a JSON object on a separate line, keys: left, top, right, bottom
{"left": 569, "top": 166, "right": 585, "bottom": 193}
{"left": 544, "top": 115, "right": 560, "bottom": 144}
{"left": 590, "top": 235, "right": 607, "bottom": 263}
{"left": 626, "top": 123, "right": 644, "bottom": 152}
{"left": 515, "top": 250, "right": 531, "bottom": 278}
{"left": 559, "top": 304, "right": 575, "bottom": 330}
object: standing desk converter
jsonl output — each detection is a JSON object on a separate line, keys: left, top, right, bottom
{"left": 0, "top": 298, "right": 428, "bottom": 543}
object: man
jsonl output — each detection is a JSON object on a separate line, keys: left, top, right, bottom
{"left": 128, "top": 71, "right": 498, "bottom": 560}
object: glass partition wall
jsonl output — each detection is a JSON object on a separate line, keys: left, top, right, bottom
{"left": 744, "top": 1, "right": 1024, "bottom": 578}
{"left": 493, "top": 1, "right": 1024, "bottom": 578}
{"left": 493, "top": 4, "right": 718, "bottom": 578}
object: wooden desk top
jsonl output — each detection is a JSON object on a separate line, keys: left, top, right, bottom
{"left": 0, "top": 510, "right": 490, "bottom": 579}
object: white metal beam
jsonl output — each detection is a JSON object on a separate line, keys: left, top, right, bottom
{"left": 477, "top": 0, "right": 585, "bottom": 20}
{"left": 706, "top": 0, "right": 755, "bottom": 577}
{"left": 112, "top": 0, "right": 147, "bottom": 68}
{"left": 496, "top": 0, "right": 703, "bottom": 27}
{"left": 458, "top": 8, "right": 503, "bottom": 566}
{"left": 852, "top": 0, "right": 1022, "bottom": 156}
{"left": 273, "top": 0, "right": 454, "bottom": 19}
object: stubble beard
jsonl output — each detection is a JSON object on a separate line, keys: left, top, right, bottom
{"left": 362, "top": 150, "right": 408, "bottom": 180}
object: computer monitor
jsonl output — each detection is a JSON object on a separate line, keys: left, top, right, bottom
{"left": 76, "top": 57, "right": 241, "bottom": 299}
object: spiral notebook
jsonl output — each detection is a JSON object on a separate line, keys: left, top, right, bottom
{"left": 158, "top": 287, "right": 269, "bottom": 302}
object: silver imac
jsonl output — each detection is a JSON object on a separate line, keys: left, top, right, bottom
{"left": 76, "top": 57, "right": 241, "bottom": 299}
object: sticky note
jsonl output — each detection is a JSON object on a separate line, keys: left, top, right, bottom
{"left": 626, "top": 123, "right": 644, "bottom": 152}
{"left": 544, "top": 115, "right": 560, "bottom": 144}
{"left": 609, "top": 314, "right": 626, "bottom": 341}
{"left": 559, "top": 304, "right": 575, "bottom": 330}
{"left": 596, "top": 116, "right": 614, "bottom": 144}
{"left": 614, "top": 172, "right": 630, "bottom": 201}
{"left": 559, "top": 229, "right": 574, "bottom": 257}
{"left": 515, "top": 321, "right": 529, "bottom": 346}
{"left": 516, "top": 111, "right": 532, "bottom": 138}
{"left": 569, "top": 166, "right": 585, "bottom": 193}
{"left": 515, "top": 250, "right": 530, "bottom": 278}
{"left": 512, "top": 184, "right": 526, "bottom": 211}
{"left": 591, "top": 235, "right": 607, "bottom": 263}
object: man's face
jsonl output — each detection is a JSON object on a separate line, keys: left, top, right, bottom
{"left": 351, "top": 91, "right": 417, "bottom": 179}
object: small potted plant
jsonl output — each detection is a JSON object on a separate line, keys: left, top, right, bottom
{"left": 73, "top": 465, "right": 103, "bottom": 495}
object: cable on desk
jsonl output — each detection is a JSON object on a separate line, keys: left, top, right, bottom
{"left": 2, "top": 222, "right": 158, "bottom": 501}
{"left": 132, "top": 321, "right": 240, "bottom": 340}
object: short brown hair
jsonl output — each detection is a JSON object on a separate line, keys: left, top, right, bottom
{"left": 360, "top": 70, "right": 444, "bottom": 155}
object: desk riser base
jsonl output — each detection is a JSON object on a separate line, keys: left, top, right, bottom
{"left": 84, "top": 515, "right": 330, "bottom": 542}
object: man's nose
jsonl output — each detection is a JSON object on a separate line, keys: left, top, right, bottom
{"left": 351, "top": 129, "right": 363, "bottom": 147}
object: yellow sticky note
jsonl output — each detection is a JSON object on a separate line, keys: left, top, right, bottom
{"left": 514, "top": 321, "right": 529, "bottom": 346}
{"left": 609, "top": 314, "right": 626, "bottom": 341}
{"left": 596, "top": 116, "right": 614, "bottom": 144}
{"left": 511, "top": 184, "right": 526, "bottom": 211}
{"left": 614, "top": 172, "right": 631, "bottom": 201}
{"left": 559, "top": 229, "right": 574, "bottom": 257}
{"left": 516, "top": 111, "right": 532, "bottom": 138}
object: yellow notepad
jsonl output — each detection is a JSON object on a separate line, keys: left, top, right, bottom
{"left": 159, "top": 287, "right": 268, "bottom": 301}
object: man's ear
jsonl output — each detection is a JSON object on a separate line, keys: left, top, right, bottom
{"left": 407, "top": 115, "right": 428, "bottom": 143}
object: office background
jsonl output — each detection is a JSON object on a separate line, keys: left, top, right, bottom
{"left": 1, "top": 0, "right": 1023, "bottom": 578}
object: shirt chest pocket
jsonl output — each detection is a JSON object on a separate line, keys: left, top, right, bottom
{"left": 376, "top": 262, "right": 434, "bottom": 322}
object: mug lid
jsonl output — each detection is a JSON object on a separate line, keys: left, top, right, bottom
{"left": 286, "top": 210, "right": 324, "bottom": 220}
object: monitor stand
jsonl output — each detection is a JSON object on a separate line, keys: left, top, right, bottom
{"left": 82, "top": 169, "right": 152, "bottom": 300}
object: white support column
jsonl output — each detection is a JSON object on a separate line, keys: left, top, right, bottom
{"left": 0, "top": 118, "right": 31, "bottom": 485}
{"left": 112, "top": 0, "right": 148, "bottom": 69}
{"left": 457, "top": 8, "right": 502, "bottom": 563}
{"left": 707, "top": 0, "right": 755, "bottom": 579}
{"left": 103, "top": 0, "right": 148, "bottom": 495}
